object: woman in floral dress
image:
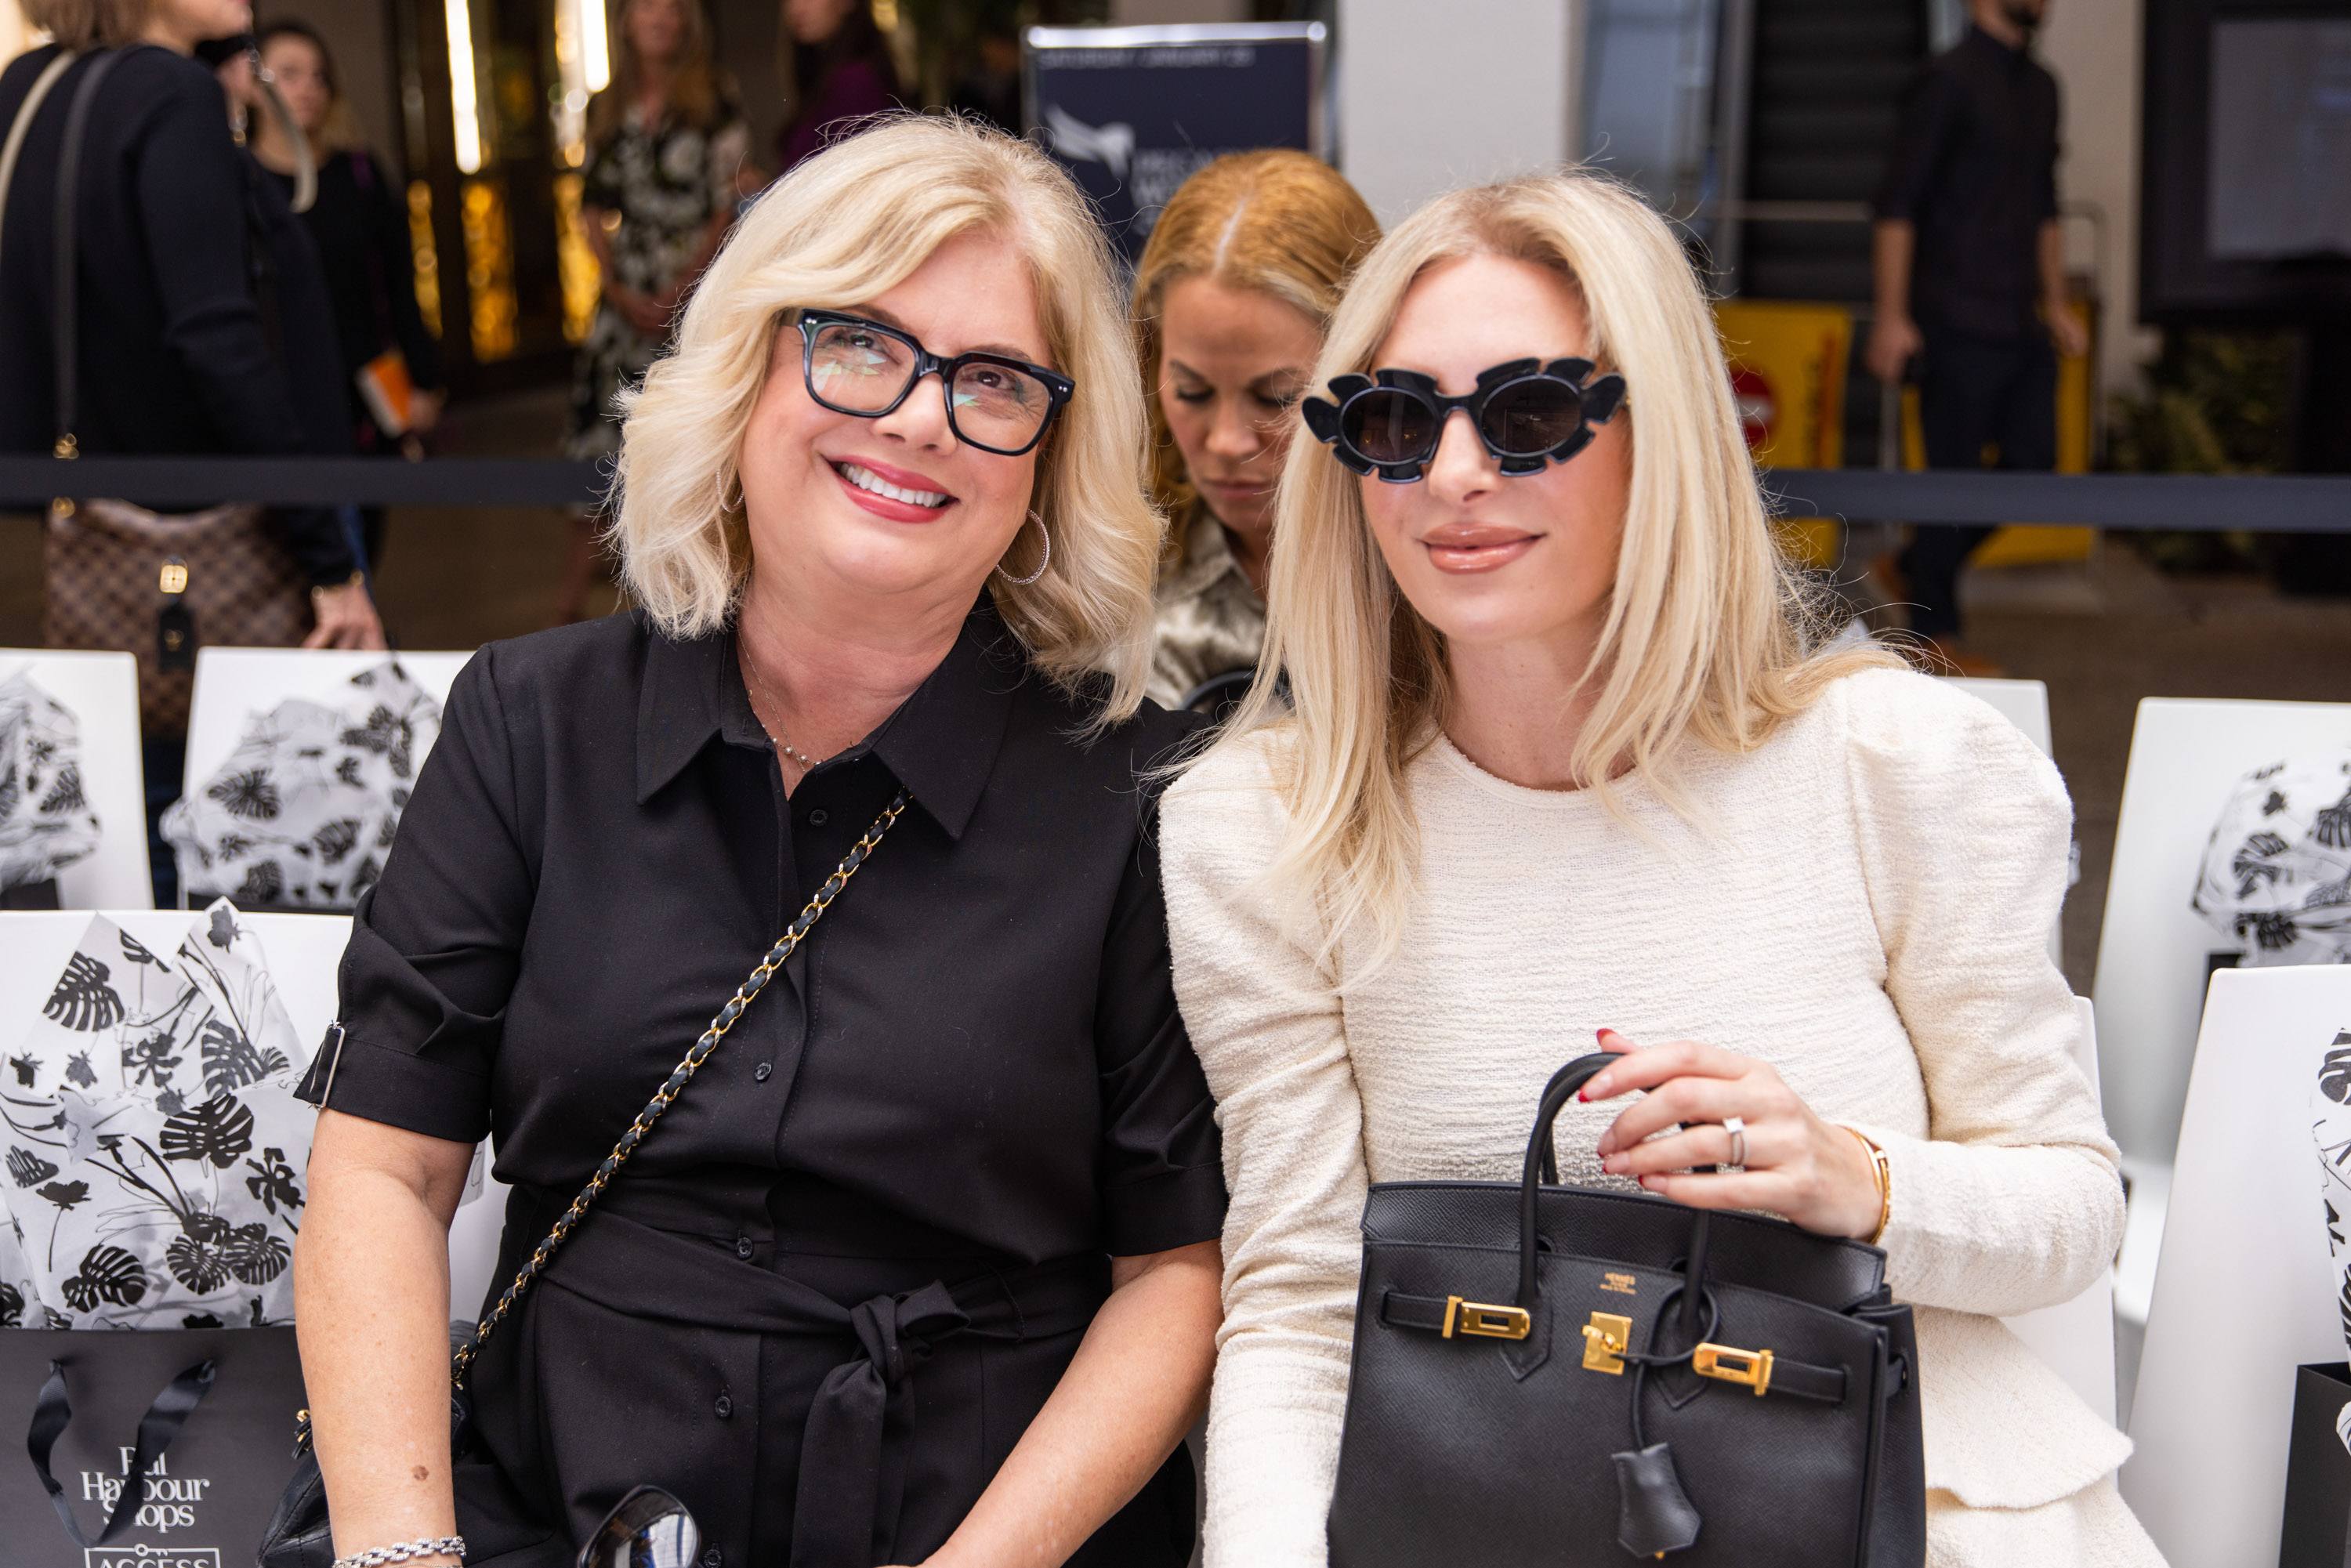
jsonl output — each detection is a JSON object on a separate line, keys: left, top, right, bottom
{"left": 558, "top": 0, "right": 749, "bottom": 621}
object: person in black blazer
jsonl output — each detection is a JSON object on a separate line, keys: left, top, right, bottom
{"left": 0, "top": 0, "right": 386, "bottom": 646}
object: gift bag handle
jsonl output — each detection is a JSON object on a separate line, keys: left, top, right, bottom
{"left": 27, "top": 1356, "right": 218, "bottom": 1548}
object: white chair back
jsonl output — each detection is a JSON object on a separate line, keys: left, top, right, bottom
{"left": 182, "top": 647, "right": 476, "bottom": 803}
{"left": 2092, "top": 697, "right": 2351, "bottom": 1163}
{"left": 1999, "top": 994, "right": 2117, "bottom": 1425}
{"left": 0, "top": 649, "right": 151, "bottom": 908}
{"left": 1943, "top": 676, "right": 2053, "bottom": 758}
{"left": 0, "top": 907, "right": 506, "bottom": 1323}
{"left": 2119, "top": 965, "right": 2351, "bottom": 1568}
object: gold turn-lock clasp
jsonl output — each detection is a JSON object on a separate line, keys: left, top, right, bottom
{"left": 159, "top": 558, "right": 190, "bottom": 596}
{"left": 1441, "top": 1296, "right": 1532, "bottom": 1341}
{"left": 1693, "top": 1342, "right": 1774, "bottom": 1396}
{"left": 1581, "top": 1311, "right": 1632, "bottom": 1375}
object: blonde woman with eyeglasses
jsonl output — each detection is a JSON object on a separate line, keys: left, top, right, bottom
{"left": 1161, "top": 169, "right": 2161, "bottom": 1566}
{"left": 293, "top": 116, "right": 1222, "bottom": 1568}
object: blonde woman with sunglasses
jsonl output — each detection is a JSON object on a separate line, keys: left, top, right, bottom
{"left": 1161, "top": 170, "right": 2161, "bottom": 1566}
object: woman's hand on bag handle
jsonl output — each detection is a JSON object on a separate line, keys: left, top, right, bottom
{"left": 305, "top": 578, "right": 389, "bottom": 650}
{"left": 1581, "top": 1028, "right": 1884, "bottom": 1240}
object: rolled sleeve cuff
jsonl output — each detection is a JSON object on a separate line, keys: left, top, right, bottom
{"left": 296, "top": 1025, "right": 491, "bottom": 1146}
{"left": 1102, "top": 1161, "right": 1229, "bottom": 1258}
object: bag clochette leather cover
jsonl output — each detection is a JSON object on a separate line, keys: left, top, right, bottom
{"left": 162, "top": 661, "right": 443, "bottom": 912}
{"left": 1327, "top": 1054, "right": 1926, "bottom": 1566}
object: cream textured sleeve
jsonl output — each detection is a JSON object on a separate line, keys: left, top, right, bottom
{"left": 1161, "top": 741, "right": 1366, "bottom": 1568}
{"left": 1838, "top": 670, "right": 2125, "bottom": 1318}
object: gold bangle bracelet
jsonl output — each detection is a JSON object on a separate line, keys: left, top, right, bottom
{"left": 1846, "top": 1126, "right": 1892, "bottom": 1247}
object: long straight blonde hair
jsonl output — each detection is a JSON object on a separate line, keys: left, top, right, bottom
{"left": 611, "top": 114, "right": 1165, "bottom": 720}
{"left": 1215, "top": 168, "right": 1887, "bottom": 974}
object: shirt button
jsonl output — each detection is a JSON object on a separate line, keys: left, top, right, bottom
{"left": 715, "top": 1392, "right": 733, "bottom": 1419}
{"left": 734, "top": 1235, "right": 754, "bottom": 1260}
{"left": 807, "top": 808, "right": 829, "bottom": 826}
{"left": 754, "top": 1062, "right": 773, "bottom": 1083}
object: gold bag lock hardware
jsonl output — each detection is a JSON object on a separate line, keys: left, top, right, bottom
{"left": 1440, "top": 1296, "right": 1531, "bottom": 1341}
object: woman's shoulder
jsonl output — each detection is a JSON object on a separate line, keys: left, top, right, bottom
{"left": 1808, "top": 662, "right": 2070, "bottom": 827}
{"left": 1163, "top": 726, "right": 1294, "bottom": 835}
{"left": 451, "top": 610, "right": 660, "bottom": 711}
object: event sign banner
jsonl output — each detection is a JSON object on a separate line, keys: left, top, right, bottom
{"left": 1023, "top": 23, "right": 1328, "bottom": 263}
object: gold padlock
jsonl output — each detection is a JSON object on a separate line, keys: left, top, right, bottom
{"left": 1581, "top": 1311, "right": 1632, "bottom": 1375}
{"left": 159, "top": 560, "right": 189, "bottom": 595}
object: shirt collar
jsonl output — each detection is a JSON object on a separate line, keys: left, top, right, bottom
{"left": 634, "top": 597, "right": 1022, "bottom": 841}
{"left": 1161, "top": 509, "right": 1255, "bottom": 603}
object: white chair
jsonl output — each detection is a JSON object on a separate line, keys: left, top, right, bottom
{"left": 0, "top": 907, "right": 506, "bottom": 1322}
{"left": 2092, "top": 697, "right": 2351, "bottom": 1165}
{"left": 1943, "top": 675, "right": 2053, "bottom": 758}
{"left": 1941, "top": 676, "right": 2063, "bottom": 967}
{"left": 2000, "top": 994, "right": 2118, "bottom": 1425}
{"left": 181, "top": 646, "right": 476, "bottom": 808}
{"left": 2118, "top": 965, "right": 2351, "bottom": 1568}
{"left": 0, "top": 649, "right": 152, "bottom": 908}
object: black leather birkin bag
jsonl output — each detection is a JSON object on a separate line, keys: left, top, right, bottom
{"left": 1326, "top": 1054, "right": 1925, "bottom": 1567}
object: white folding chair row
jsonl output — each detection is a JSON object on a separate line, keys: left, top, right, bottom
{"left": 0, "top": 908, "right": 506, "bottom": 1324}
{"left": 1, "top": 646, "right": 480, "bottom": 914}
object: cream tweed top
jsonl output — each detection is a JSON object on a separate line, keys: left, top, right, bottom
{"left": 1161, "top": 668, "right": 2154, "bottom": 1566}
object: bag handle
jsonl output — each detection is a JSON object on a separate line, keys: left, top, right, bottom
{"left": 1516, "top": 1053, "right": 1711, "bottom": 1349}
{"left": 50, "top": 49, "right": 121, "bottom": 460}
{"left": 27, "top": 1356, "right": 218, "bottom": 1548}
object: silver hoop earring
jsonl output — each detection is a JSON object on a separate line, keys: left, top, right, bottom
{"left": 997, "top": 510, "right": 1050, "bottom": 586}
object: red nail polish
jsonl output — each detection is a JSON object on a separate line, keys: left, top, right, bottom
{"left": 1577, "top": 1088, "right": 1589, "bottom": 1102}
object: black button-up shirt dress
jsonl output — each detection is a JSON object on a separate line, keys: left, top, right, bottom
{"left": 296, "top": 599, "right": 1227, "bottom": 1568}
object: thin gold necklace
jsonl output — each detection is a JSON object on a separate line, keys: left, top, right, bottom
{"left": 739, "top": 632, "right": 824, "bottom": 773}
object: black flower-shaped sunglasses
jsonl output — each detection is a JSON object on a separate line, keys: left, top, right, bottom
{"left": 795, "top": 309, "right": 1075, "bottom": 457}
{"left": 1301, "top": 357, "right": 1627, "bottom": 483}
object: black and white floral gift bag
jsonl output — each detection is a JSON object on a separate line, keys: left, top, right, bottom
{"left": 162, "top": 660, "right": 443, "bottom": 912}
{"left": 2193, "top": 750, "right": 2351, "bottom": 969}
{"left": 1, "top": 902, "right": 313, "bottom": 1329}
{"left": 0, "top": 671, "right": 102, "bottom": 901}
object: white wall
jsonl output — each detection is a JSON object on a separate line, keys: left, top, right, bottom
{"left": 1336, "top": 0, "right": 1579, "bottom": 226}
{"left": 2040, "top": 0, "right": 2158, "bottom": 400}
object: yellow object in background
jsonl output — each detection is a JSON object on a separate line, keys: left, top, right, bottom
{"left": 1715, "top": 300, "right": 1853, "bottom": 570}
{"left": 1902, "top": 297, "right": 2096, "bottom": 567}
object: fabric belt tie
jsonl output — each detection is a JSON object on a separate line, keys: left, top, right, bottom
{"left": 504, "top": 1184, "right": 1103, "bottom": 1567}
{"left": 791, "top": 1280, "right": 969, "bottom": 1568}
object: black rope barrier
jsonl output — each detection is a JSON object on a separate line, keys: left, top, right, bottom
{"left": 2, "top": 457, "right": 2350, "bottom": 531}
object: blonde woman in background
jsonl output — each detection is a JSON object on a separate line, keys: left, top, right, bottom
{"left": 1161, "top": 169, "right": 2162, "bottom": 1566}
{"left": 295, "top": 116, "right": 1222, "bottom": 1568}
{"left": 1133, "top": 150, "right": 1379, "bottom": 711}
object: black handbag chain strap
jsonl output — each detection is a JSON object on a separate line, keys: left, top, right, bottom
{"left": 49, "top": 48, "right": 119, "bottom": 460}
{"left": 447, "top": 788, "right": 908, "bottom": 1388}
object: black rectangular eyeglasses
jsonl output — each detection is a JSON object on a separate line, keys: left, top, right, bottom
{"left": 795, "top": 309, "right": 1074, "bottom": 458}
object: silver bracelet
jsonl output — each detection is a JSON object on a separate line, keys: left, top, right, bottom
{"left": 332, "top": 1537, "right": 465, "bottom": 1568}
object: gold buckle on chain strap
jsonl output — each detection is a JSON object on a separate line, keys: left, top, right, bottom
{"left": 1693, "top": 1342, "right": 1774, "bottom": 1396}
{"left": 446, "top": 789, "right": 908, "bottom": 1388}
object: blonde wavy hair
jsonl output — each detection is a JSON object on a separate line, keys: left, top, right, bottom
{"left": 611, "top": 113, "right": 1165, "bottom": 719}
{"left": 1215, "top": 167, "right": 1889, "bottom": 973}
{"left": 1131, "top": 150, "right": 1380, "bottom": 557}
